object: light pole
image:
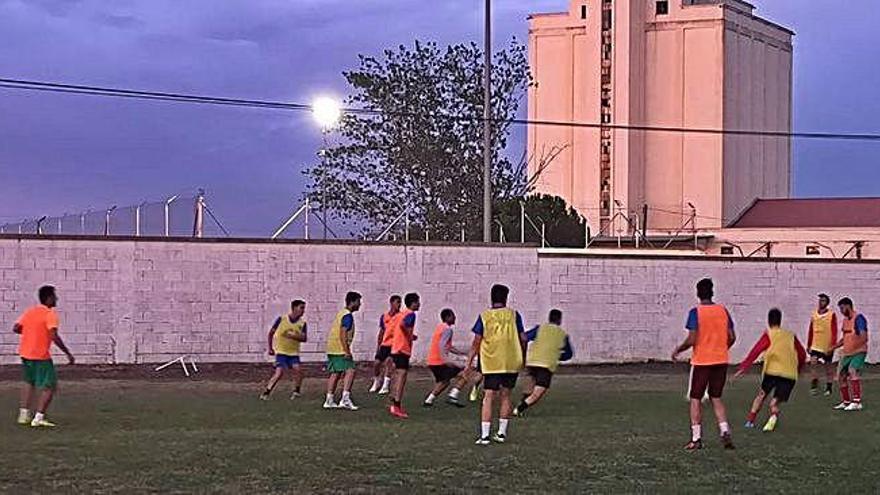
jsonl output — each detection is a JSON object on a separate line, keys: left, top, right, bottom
{"left": 312, "top": 96, "right": 341, "bottom": 240}
{"left": 482, "top": 0, "right": 493, "bottom": 242}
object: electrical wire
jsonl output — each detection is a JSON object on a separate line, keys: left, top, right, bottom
{"left": 3, "top": 77, "right": 880, "bottom": 141}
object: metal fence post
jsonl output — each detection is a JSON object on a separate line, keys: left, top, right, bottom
{"left": 634, "top": 213, "right": 640, "bottom": 249}
{"left": 304, "top": 197, "right": 310, "bottom": 240}
{"left": 192, "top": 190, "right": 205, "bottom": 238}
{"left": 135, "top": 202, "right": 144, "bottom": 237}
{"left": 104, "top": 206, "right": 116, "bottom": 236}
{"left": 165, "top": 195, "right": 179, "bottom": 237}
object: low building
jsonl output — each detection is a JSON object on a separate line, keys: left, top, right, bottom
{"left": 584, "top": 197, "right": 880, "bottom": 260}
{"left": 708, "top": 198, "right": 880, "bottom": 259}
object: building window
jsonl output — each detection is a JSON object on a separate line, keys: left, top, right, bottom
{"left": 720, "top": 246, "right": 735, "bottom": 255}
{"left": 656, "top": 1, "right": 669, "bottom": 15}
{"left": 806, "top": 246, "right": 821, "bottom": 256}
{"left": 581, "top": 5, "right": 587, "bottom": 19}
{"left": 602, "top": 10, "right": 612, "bottom": 29}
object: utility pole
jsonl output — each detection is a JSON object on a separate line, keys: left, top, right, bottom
{"left": 321, "top": 133, "right": 329, "bottom": 240}
{"left": 482, "top": 0, "right": 492, "bottom": 242}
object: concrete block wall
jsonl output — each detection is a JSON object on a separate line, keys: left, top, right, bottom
{"left": 1, "top": 237, "right": 878, "bottom": 365}
{"left": 540, "top": 255, "right": 880, "bottom": 363}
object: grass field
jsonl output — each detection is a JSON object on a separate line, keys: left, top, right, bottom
{"left": 2, "top": 368, "right": 880, "bottom": 493}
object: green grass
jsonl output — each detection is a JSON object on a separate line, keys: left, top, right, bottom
{"left": 2, "top": 371, "right": 880, "bottom": 493}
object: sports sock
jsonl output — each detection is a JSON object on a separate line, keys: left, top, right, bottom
{"left": 719, "top": 422, "right": 730, "bottom": 436}
{"left": 448, "top": 387, "right": 460, "bottom": 399}
{"left": 18, "top": 408, "right": 30, "bottom": 421}
{"left": 826, "top": 382, "right": 833, "bottom": 392}
{"left": 341, "top": 391, "right": 352, "bottom": 402}
{"left": 481, "top": 421, "right": 491, "bottom": 438}
{"left": 382, "top": 376, "right": 392, "bottom": 388}
{"left": 746, "top": 411, "right": 757, "bottom": 423}
{"left": 841, "top": 382, "right": 851, "bottom": 403}
{"left": 294, "top": 385, "right": 301, "bottom": 394}
{"left": 393, "top": 400, "right": 401, "bottom": 407}
{"left": 498, "top": 418, "right": 509, "bottom": 436}
{"left": 517, "top": 400, "right": 529, "bottom": 413}
{"left": 33, "top": 412, "right": 45, "bottom": 423}
{"left": 691, "top": 424, "right": 702, "bottom": 442}
{"left": 425, "top": 393, "right": 436, "bottom": 404}
{"left": 852, "top": 378, "right": 862, "bottom": 402}
{"left": 810, "top": 378, "right": 818, "bottom": 389}
{"left": 371, "top": 377, "right": 379, "bottom": 388}
{"left": 325, "top": 393, "right": 335, "bottom": 403}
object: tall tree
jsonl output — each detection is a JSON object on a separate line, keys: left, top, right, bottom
{"left": 305, "top": 39, "right": 555, "bottom": 240}
{"left": 495, "top": 194, "right": 587, "bottom": 248}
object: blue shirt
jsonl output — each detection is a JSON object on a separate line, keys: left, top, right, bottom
{"left": 272, "top": 316, "right": 308, "bottom": 336}
{"left": 525, "top": 325, "right": 574, "bottom": 361}
{"left": 472, "top": 310, "right": 525, "bottom": 336}
{"left": 341, "top": 313, "right": 354, "bottom": 331}
{"left": 855, "top": 314, "right": 868, "bottom": 335}
{"left": 403, "top": 312, "right": 417, "bottom": 328}
{"left": 685, "top": 305, "right": 734, "bottom": 332}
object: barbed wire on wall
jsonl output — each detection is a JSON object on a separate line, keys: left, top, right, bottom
{"left": 0, "top": 193, "right": 203, "bottom": 237}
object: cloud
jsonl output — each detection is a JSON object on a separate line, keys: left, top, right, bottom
{"left": 93, "top": 12, "right": 143, "bottom": 30}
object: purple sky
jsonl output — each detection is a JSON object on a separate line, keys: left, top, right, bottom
{"left": 1, "top": 0, "right": 879, "bottom": 236}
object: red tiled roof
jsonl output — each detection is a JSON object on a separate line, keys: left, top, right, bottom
{"left": 728, "top": 198, "right": 880, "bottom": 228}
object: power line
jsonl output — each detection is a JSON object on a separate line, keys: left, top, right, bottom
{"left": 3, "top": 77, "right": 880, "bottom": 141}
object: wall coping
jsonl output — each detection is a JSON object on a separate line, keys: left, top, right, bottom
{"left": 3, "top": 234, "right": 878, "bottom": 265}
{"left": 539, "top": 248, "right": 880, "bottom": 265}
{"left": 0, "top": 234, "right": 539, "bottom": 250}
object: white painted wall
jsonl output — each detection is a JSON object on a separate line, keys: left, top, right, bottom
{"left": 1, "top": 238, "right": 878, "bottom": 366}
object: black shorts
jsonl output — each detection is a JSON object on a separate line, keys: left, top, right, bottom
{"left": 689, "top": 364, "right": 727, "bottom": 400}
{"left": 527, "top": 366, "right": 554, "bottom": 388}
{"left": 430, "top": 364, "right": 463, "bottom": 383}
{"left": 483, "top": 373, "right": 518, "bottom": 391}
{"left": 391, "top": 353, "right": 410, "bottom": 370}
{"left": 761, "top": 374, "right": 796, "bottom": 402}
{"left": 375, "top": 345, "right": 392, "bottom": 362}
{"left": 809, "top": 350, "right": 833, "bottom": 364}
